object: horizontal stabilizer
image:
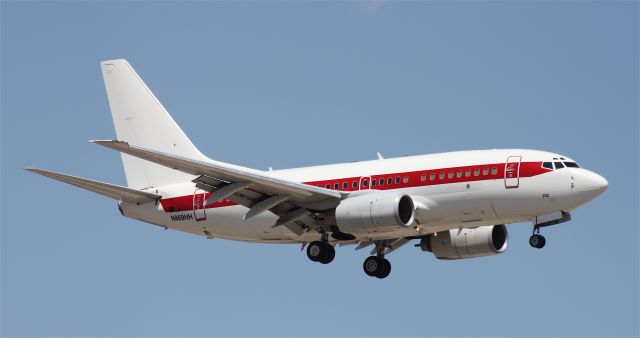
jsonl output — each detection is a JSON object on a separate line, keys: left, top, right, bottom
{"left": 25, "top": 168, "right": 161, "bottom": 203}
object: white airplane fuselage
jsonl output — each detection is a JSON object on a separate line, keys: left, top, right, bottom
{"left": 29, "top": 60, "right": 608, "bottom": 278}
{"left": 120, "top": 148, "right": 607, "bottom": 243}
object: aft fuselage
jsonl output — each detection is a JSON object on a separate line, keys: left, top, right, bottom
{"left": 119, "top": 149, "right": 607, "bottom": 243}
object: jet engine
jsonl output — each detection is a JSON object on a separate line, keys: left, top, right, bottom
{"left": 420, "top": 224, "right": 508, "bottom": 260}
{"left": 333, "top": 192, "right": 415, "bottom": 234}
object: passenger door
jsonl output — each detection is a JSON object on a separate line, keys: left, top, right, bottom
{"left": 505, "top": 156, "right": 522, "bottom": 189}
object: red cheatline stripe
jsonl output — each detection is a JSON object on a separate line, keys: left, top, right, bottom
{"left": 160, "top": 161, "right": 551, "bottom": 212}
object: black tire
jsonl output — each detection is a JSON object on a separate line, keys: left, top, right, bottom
{"left": 319, "top": 243, "right": 335, "bottom": 264}
{"left": 306, "top": 241, "right": 324, "bottom": 262}
{"left": 538, "top": 235, "right": 546, "bottom": 248}
{"left": 363, "top": 256, "right": 382, "bottom": 277}
{"left": 529, "top": 234, "right": 547, "bottom": 249}
{"left": 377, "top": 258, "right": 391, "bottom": 279}
{"left": 529, "top": 234, "right": 541, "bottom": 248}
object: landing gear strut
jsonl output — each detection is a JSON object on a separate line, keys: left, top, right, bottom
{"left": 362, "top": 241, "right": 392, "bottom": 279}
{"left": 529, "top": 226, "right": 546, "bottom": 249}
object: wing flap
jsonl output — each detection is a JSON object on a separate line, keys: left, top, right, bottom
{"left": 91, "top": 140, "right": 342, "bottom": 205}
{"left": 26, "top": 168, "right": 161, "bottom": 203}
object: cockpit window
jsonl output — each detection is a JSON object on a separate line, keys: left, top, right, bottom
{"left": 564, "top": 162, "right": 580, "bottom": 168}
{"left": 542, "top": 162, "right": 553, "bottom": 170}
{"left": 554, "top": 162, "right": 565, "bottom": 169}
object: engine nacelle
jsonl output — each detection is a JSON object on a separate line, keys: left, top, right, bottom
{"left": 334, "top": 192, "right": 415, "bottom": 234}
{"left": 420, "top": 224, "right": 508, "bottom": 260}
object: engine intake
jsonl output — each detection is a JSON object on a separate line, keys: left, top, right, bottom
{"left": 334, "top": 192, "right": 415, "bottom": 234}
{"left": 420, "top": 224, "right": 508, "bottom": 260}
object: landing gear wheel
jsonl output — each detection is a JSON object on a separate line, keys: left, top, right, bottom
{"left": 318, "top": 243, "right": 335, "bottom": 264}
{"left": 307, "top": 241, "right": 335, "bottom": 264}
{"left": 306, "top": 241, "right": 324, "bottom": 262}
{"left": 377, "top": 258, "right": 391, "bottom": 279}
{"left": 363, "top": 256, "right": 382, "bottom": 277}
{"left": 538, "top": 235, "right": 546, "bottom": 248}
{"left": 529, "top": 234, "right": 546, "bottom": 249}
{"left": 363, "top": 256, "right": 392, "bottom": 279}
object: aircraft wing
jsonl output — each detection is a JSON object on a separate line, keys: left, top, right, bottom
{"left": 92, "top": 140, "right": 344, "bottom": 234}
{"left": 26, "top": 168, "right": 161, "bottom": 203}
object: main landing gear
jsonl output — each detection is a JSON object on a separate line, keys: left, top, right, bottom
{"left": 306, "top": 241, "right": 335, "bottom": 264}
{"left": 529, "top": 226, "right": 546, "bottom": 249}
{"left": 305, "top": 237, "right": 392, "bottom": 279}
{"left": 363, "top": 241, "right": 391, "bottom": 279}
{"left": 363, "top": 256, "right": 391, "bottom": 279}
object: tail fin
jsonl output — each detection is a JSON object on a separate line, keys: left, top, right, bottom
{"left": 100, "top": 59, "right": 208, "bottom": 189}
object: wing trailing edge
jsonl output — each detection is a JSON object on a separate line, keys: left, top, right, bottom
{"left": 90, "top": 140, "right": 343, "bottom": 204}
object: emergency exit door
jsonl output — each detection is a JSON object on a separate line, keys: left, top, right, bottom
{"left": 193, "top": 189, "right": 207, "bottom": 221}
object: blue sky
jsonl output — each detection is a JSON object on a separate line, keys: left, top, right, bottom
{"left": 1, "top": 1, "right": 638, "bottom": 337}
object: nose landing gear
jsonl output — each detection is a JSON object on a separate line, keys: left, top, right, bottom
{"left": 529, "top": 211, "right": 572, "bottom": 249}
{"left": 529, "top": 226, "right": 546, "bottom": 249}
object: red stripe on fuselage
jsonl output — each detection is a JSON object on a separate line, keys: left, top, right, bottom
{"left": 161, "top": 193, "right": 235, "bottom": 213}
{"left": 160, "top": 161, "right": 551, "bottom": 212}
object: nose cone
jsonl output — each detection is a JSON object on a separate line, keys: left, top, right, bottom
{"left": 578, "top": 170, "right": 608, "bottom": 198}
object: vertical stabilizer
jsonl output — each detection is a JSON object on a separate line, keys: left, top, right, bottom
{"left": 101, "top": 59, "right": 208, "bottom": 189}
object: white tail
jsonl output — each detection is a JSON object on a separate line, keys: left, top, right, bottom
{"left": 101, "top": 59, "right": 208, "bottom": 189}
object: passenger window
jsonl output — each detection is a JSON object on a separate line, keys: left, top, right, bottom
{"left": 371, "top": 179, "right": 376, "bottom": 187}
{"left": 395, "top": 177, "right": 400, "bottom": 184}
{"left": 465, "top": 169, "right": 471, "bottom": 177}
{"left": 491, "top": 168, "right": 498, "bottom": 175}
{"left": 352, "top": 181, "right": 358, "bottom": 188}
{"left": 403, "top": 176, "right": 409, "bottom": 183}
{"left": 334, "top": 183, "right": 339, "bottom": 190}
{"left": 474, "top": 169, "right": 480, "bottom": 176}
{"left": 448, "top": 172, "right": 454, "bottom": 179}
{"left": 483, "top": 168, "right": 489, "bottom": 175}
{"left": 439, "top": 172, "right": 445, "bottom": 179}
{"left": 387, "top": 177, "right": 393, "bottom": 185}
{"left": 554, "top": 162, "right": 565, "bottom": 169}
{"left": 379, "top": 178, "right": 385, "bottom": 186}
{"left": 362, "top": 179, "right": 368, "bottom": 187}
{"left": 342, "top": 182, "right": 348, "bottom": 189}
{"left": 325, "top": 184, "right": 330, "bottom": 189}
{"left": 564, "top": 162, "right": 580, "bottom": 168}
{"left": 421, "top": 174, "right": 426, "bottom": 182}
{"left": 456, "top": 170, "right": 462, "bottom": 178}
{"left": 430, "top": 173, "right": 436, "bottom": 181}
{"left": 542, "top": 162, "right": 553, "bottom": 170}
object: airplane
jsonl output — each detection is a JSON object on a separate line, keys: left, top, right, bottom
{"left": 26, "top": 59, "right": 608, "bottom": 279}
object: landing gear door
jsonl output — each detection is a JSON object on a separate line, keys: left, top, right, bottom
{"left": 193, "top": 189, "right": 207, "bottom": 221}
{"left": 505, "top": 156, "right": 522, "bottom": 189}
